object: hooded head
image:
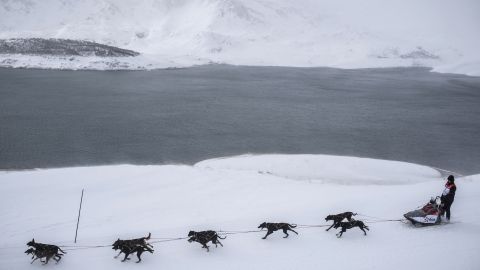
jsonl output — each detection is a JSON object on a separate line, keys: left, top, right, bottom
{"left": 447, "top": 175, "right": 455, "bottom": 183}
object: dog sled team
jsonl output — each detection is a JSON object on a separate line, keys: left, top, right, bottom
{"left": 25, "top": 215, "right": 366, "bottom": 265}
{"left": 24, "top": 175, "right": 457, "bottom": 264}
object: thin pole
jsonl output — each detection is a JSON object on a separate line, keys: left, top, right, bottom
{"left": 74, "top": 189, "right": 84, "bottom": 243}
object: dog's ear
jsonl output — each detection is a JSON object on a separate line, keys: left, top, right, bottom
{"left": 32, "top": 238, "right": 35, "bottom": 243}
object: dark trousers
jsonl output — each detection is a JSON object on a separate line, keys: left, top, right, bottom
{"left": 443, "top": 199, "right": 454, "bottom": 220}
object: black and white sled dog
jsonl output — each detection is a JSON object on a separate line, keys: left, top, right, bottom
{"left": 334, "top": 220, "right": 369, "bottom": 238}
{"left": 112, "top": 233, "right": 154, "bottom": 263}
{"left": 325, "top": 212, "right": 357, "bottom": 231}
{"left": 187, "top": 230, "right": 226, "bottom": 252}
{"left": 258, "top": 222, "right": 298, "bottom": 239}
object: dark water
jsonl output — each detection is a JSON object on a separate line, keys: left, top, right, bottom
{"left": 1, "top": 65, "right": 479, "bottom": 174}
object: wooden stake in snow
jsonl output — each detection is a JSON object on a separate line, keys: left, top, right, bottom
{"left": 74, "top": 189, "right": 84, "bottom": 243}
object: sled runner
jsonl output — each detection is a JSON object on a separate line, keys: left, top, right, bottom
{"left": 404, "top": 196, "right": 444, "bottom": 226}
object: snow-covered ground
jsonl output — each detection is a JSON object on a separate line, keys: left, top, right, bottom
{"left": 1, "top": 154, "right": 479, "bottom": 269}
{"left": 1, "top": 0, "right": 479, "bottom": 75}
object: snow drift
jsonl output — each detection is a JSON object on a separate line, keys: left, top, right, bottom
{"left": 0, "top": 0, "right": 479, "bottom": 74}
{"left": 0, "top": 154, "right": 479, "bottom": 270}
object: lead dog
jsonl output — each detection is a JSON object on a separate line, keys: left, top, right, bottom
{"left": 258, "top": 222, "right": 298, "bottom": 239}
{"left": 26, "top": 239, "right": 66, "bottom": 255}
{"left": 26, "top": 239, "right": 66, "bottom": 264}
{"left": 25, "top": 248, "right": 63, "bottom": 264}
{"left": 187, "top": 230, "right": 226, "bottom": 252}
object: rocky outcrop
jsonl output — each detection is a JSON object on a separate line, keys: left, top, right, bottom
{"left": 0, "top": 38, "right": 139, "bottom": 57}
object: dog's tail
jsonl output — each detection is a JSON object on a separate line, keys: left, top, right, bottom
{"left": 218, "top": 235, "right": 227, "bottom": 240}
{"left": 144, "top": 232, "right": 151, "bottom": 240}
{"left": 352, "top": 213, "right": 358, "bottom": 216}
{"left": 289, "top": 223, "right": 297, "bottom": 228}
{"left": 58, "top": 247, "right": 67, "bottom": 254}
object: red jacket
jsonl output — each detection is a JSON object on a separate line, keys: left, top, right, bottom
{"left": 441, "top": 181, "right": 456, "bottom": 203}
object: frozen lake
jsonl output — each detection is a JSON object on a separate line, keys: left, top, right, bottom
{"left": 1, "top": 65, "right": 479, "bottom": 173}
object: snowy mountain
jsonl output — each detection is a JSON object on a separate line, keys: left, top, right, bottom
{"left": 0, "top": 0, "right": 479, "bottom": 74}
{"left": 1, "top": 154, "right": 479, "bottom": 269}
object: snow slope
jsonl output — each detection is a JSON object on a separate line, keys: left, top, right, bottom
{"left": 1, "top": 0, "right": 479, "bottom": 74}
{"left": 0, "top": 154, "right": 479, "bottom": 270}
